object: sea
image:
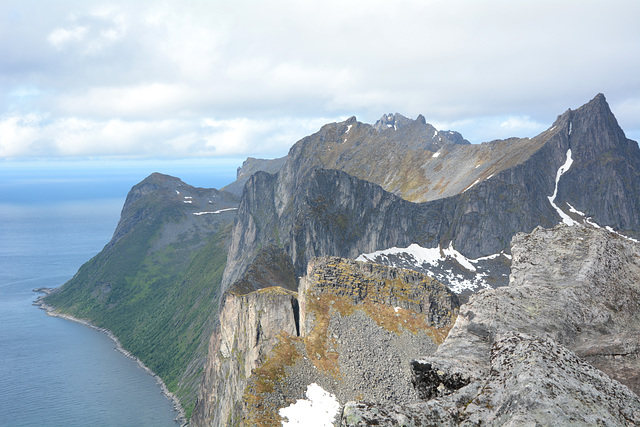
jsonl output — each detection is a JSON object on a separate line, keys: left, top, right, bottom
{"left": 0, "top": 158, "right": 240, "bottom": 427}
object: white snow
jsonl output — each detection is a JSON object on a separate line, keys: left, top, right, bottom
{"left": 387, "top": 124, "right": 393, "bottom": 128}
{"left": 175, "top": 190, "right": 180, "bottom": 195}
{"left": 432, "top": 151, "right": 440, "bottom": 158}
{"left": 394, "top": 306, "right": 402, "bottom": 313}
{"left": 357, "top": 243, "right": 442, "bottom": 266}
{"left": 279, "top": 383, "right": 340, "bottom": 426}
{"left": 442, "top": 242, "right": 476, "bottom": 272}
{"left": 183, "top": 200, "right": 193, "bottom": 204}
{"left": 547, "top": 149, "right": 577, "bottom": 226}
{"left": 463, "top": 178, "right": 481, "bottom": 193}
{"left": 433, "top": 130, "right": 438, "bottom": 138}
{"left": 346, "top": 124, "right": 352, "bottom": 133}
{"left": 568, "top": 122, "right": 573, "bottom": 136}
{"left": 357, "top": 243, "right": 511, "bottom": 294}
{"left": 560, "top": 203, "right": 638, "bottom": 242}
{"left": 605, "top": 226, "right": 639, "bottom": 243}
{"left": 475, "top": 164, "right": 480, "bottom": 169}
{"left": 192, "top": 207, "right": 238, "bottom": 215}
{"left": 566, "top": 203, "right": 601, "bottom": 228}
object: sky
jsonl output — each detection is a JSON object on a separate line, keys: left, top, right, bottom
{"left": 1, "top": 0, "right": 640, "bottom": 161}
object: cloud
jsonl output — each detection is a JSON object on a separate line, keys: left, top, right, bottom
{"left": 0, "top": 113, "right": 337, "bottom": 158}
{"left": 1, "top": 0, "right": 639, "bottom": 157}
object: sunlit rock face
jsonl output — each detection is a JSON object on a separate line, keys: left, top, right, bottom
{"left": 341, "top": 224, "right": 640, "bottom": 425}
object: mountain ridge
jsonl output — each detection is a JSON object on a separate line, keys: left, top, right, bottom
{"left": 222, "top": 94, "right": 640, "bottom": 294}
{"left": 43, "top": 93, "right": 640, "bottom": 425}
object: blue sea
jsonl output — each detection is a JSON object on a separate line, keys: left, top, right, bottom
{"left": 0, "top": 158, "right": 240, "bottom": 427}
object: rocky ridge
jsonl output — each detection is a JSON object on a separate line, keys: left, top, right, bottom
{"left": 223, "top": 94, "right": 640, "bottom": 292}
{"left": 342, "top": 224, "right": 640, "bottom": 425}
{"left": 192, "top": 286, "right": 299, "bottom": 425}
{"left": 192, "top": 257, "right": 459, "bottom": 426}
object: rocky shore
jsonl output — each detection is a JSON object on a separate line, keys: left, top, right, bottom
{"left": 33, "top": 289, "right": 187, "bottom": 427}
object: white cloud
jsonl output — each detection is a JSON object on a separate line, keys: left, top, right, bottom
{"left": 48, "top": 26, "right": 88, "bottom": 49}
{"left": 2, "top": 0, "right": 640, "bottom": 157}
{"left": 0, "top": 113, "right": 339, "bottom": 159}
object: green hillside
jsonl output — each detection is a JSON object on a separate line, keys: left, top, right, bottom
{"left": 45, "top": 173, "right": 238, "bottom": 419}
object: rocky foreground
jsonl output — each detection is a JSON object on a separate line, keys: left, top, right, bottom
{"left": 345, "top": 224, "right": 640, "bottom": 426}
{"left": 192, "top": 224, "right": 640, "bottom": 426}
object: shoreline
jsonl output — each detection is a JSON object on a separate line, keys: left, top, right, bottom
{"left": 33, "top": 290, "right": 188, "bottom": 427}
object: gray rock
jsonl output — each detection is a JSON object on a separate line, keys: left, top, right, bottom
{"left": 221, "top": 94, "right": 640, "bottom": 293}
{"left": 343, "top": 224, "right": 640, "bottom": 425}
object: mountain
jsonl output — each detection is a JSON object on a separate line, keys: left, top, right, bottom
{"left": 44, "top": 94, "right": 640, "bottom": 425}
{"left": 192, "top": 257, "right": 459, "bottom": 425}
{"left": 44, "top": 173, "right": 240, "bottom": 419}
{"left": 221, "top": 94, "right": 640, "bottom": 295}
{"left": 192, "top": 224, "right": 640, "bottom": 426}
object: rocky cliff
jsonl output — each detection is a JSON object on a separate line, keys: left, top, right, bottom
{"left": 191, "top": 257, "right": 459, "bottom": 426}
{"left": 222, "top": 94, "right": 640, "bottom": 292}
{"left": 341, "top": 224, "right": 640, "bottom": 425}
{"left": 192, "top": 287, "right": 299, "bottom": 425}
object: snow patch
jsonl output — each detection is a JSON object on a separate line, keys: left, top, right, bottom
{"left": 463, "top": 178, "right": 481, "bottom": 193}
{"left": 605, "top": 226, "right": 639, "bottom": 243}
{"left": 568, "top": 122, "right": 573, "bottom": 136}
{"left": 357, "top": 243, "right": 510, "bottom": 294}
{"left": 346, "top": 124, "right": 352, "bottom": 133}
{"left": 175, "top": 190, "right": 180, "bottom": 195}
{"left": 432, "top": 151, "right": 440, "bottom": 158}
{"left": 279, "top": 383, "right": 340, "bottom": 426}
{"left": 183, "top": 200, "right": 193, "bottom": 204}
{"left": 547, "top": 149, "right": 577, "bottom": 226}
{"left": 192, "top": 207, "right": 238, "bottom": 215}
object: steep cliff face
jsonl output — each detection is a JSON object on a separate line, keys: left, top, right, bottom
{"left": 192, "top": 287, "right": 299, "bottom": 426}
{"left": 343, "top": 224, "right": 640, "bottom": 425}
{"left": 222, "top": 94, "right": 640, "bottom": 292}
{"left": 192, "top": 257, "right": 459, "bottom": 426}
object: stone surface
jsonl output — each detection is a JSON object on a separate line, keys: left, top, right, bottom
{"left": 192, "top": 258, "right": 459, "bottom": 426}
{"left": 341, "top": 224, "right": 640, "bottom": 425}
{"left": 191, "top": 287, "right": 299, "bottom": 426}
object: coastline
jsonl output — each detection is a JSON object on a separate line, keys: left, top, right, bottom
{"left": 33, "top": 289, "right": 188, "bottom": 427}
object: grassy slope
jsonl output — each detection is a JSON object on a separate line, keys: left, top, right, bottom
{"left": 45, "top": 183, "right": 231, "bottom": 420}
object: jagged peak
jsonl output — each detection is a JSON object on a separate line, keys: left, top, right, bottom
{"left": 373, "top": 113, "right": 413, "bottom": 131}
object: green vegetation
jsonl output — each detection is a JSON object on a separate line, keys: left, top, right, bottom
{"left": 45, "top": 181, "right": 233, "bottom": 420}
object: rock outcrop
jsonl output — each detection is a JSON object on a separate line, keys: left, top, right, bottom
{"left": 192, "top": 257, "right": 459, "bottom": 426}
{"left": 341, "top": 224, "right": 640, "bottom": 425}
{"left": 221, "top": 156, "right": 287, "bottom": 196}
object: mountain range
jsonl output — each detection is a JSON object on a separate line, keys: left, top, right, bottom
{"left": 43, "top": 94, "right": 640, "bottom": 425}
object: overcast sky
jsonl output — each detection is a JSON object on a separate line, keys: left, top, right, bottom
{"left": 1, "top": 0, "right": 639, "bottom": 160}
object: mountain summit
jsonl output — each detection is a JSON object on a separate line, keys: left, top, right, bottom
{"left": 221, "top": 93, "right": 640, "bottom": 292}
